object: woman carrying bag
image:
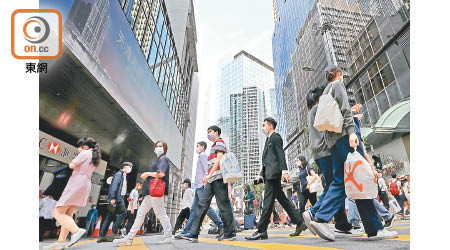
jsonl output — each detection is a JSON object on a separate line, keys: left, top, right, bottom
{"left": 114, "top": 141, "right": 173, "bottom": 246}
{"left": 309, "top": 66, "right": 398, "bottom": 241}
{"left": 296, "top": 156, "right": 318, "bottom": 214}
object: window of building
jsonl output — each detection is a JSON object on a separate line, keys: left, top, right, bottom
{"left": 362, "top": 82, "right": 374, "bottom": 101}
{"left": 367, "top": 21, "right": 378, "bottom": 41}
{"left": 367, "top": 99, "right": 380, "bottom": 124}
{"left": 385, "top": 81, "right": 402, "bottom": 106}
{"left": 371, "top": 36, "right": 383, "bottom": 53}
{"left": 368, "top": 63, "right": 378, "bottom": 79}
{"left": 376, "top": 90, "right": 390, "bottom": 115}
{"left": 380, "top": 64, "right": 395, "bottom": 87}
{"left": 371, "top": 73, "right": 384, "bottom": 95}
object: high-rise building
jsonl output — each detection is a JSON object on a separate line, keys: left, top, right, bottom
{"left": 40, "top": 0, "right": 198, "bottom": 227}
{"left": 272, "top": 0, "right": 317, "bottom": 146}
{"left": 216, "top": 51, "right": 274, "bottom": 184}
{"left": 345, "top": 2, "right": 410, "bottom": 173}
{"left": 285, "top": 0, "right": 372, "bottom": 169}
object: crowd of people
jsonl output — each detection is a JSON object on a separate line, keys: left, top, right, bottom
{"left": 41, "top": 65, "right": 410, "bottom": 250}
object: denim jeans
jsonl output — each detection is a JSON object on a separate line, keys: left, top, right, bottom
{"left": 100, "top": 199, "right": 127, "bottom": 236}
{"left": 317, "top": 135, "right": 383, "bottom": 235}
{"left": 309, "top": 155, "right": 333, "bottom": 216}
{"left": 182, "top": 185, "right": 223, "bottom": 234}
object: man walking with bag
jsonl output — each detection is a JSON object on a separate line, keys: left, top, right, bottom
{"left": 246, "top": 117, "right": 307, "bottom": 240}
{"left": 182, "top": 126, "right": 236, "bottom": 242}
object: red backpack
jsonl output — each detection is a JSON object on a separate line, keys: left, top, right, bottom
{"left": 389, "top": 179, "right": 400, "bottom": 195}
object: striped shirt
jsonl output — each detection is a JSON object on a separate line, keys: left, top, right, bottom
{"left": 207, "top": 138, "right": 227, "bottom": 183}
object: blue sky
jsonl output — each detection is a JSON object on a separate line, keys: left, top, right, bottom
{"left": 191, "top": 0, "right": 275, "bottom": 177}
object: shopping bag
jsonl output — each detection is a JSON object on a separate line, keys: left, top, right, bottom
{"left": 313, "top": 84, "right": 344, "bottom": 133}
{"left": 149, "top": 172, "right": 166, "bottom": 197}
{"left": 306, "top": 167, "right": 324, "bottom": 193}
{"left": 220, "top": 152, "right": 243, "bottom": 183}
{"left": 344, "top": 150, "right": 378, "bottom": 199}
{"left": 389, "top": 197, "right": 401, "bottom": 213}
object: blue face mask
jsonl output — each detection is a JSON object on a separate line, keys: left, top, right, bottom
{"left": 154, "top": 147, "right": 164, "bottom": 155}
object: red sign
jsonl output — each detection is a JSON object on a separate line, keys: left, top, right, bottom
{"left": 48, "top": 142, "right": 60, "bottom": 154}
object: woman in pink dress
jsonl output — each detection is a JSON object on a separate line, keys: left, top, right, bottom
{"left": 44, "top": 137, "right": 101, "bottom": 250}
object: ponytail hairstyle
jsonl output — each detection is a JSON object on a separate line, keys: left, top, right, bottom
{"left": 325, "top": 65, "right": 342, "bottom": 82}
{"left": 77, "top": 137, "right": 101, "bottom": 166}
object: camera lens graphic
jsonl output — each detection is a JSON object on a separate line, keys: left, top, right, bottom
{"left": 23, "top": 16, "right": 50, "bottom": 44}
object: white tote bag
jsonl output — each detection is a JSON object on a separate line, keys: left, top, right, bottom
{"left": 306, "top": 167, "right": 324, "bottom": 193}
{"left": 313, "top": 84, "right": 344, "bottom": 133}
{"left": 220, "top": 152, "right": 243, "bottom": 183}
{"left": 344, "top": 150, "right": 378, "bottom": 199}
{"left": 389, "top": 197, "right": 401, "bottom": 214}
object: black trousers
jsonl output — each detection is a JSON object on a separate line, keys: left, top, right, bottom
{"left": 189, "top": 179, "right": 235, "bottom": 237}
{"left": 379, "top": 191, "right": 390, "bottom": 210}
{"left": 299, "top": 189, "right": 317, "bottom": 214}
{"left": 173, "top": 207, "right": 190, "bottom": 233}
{"left": 258, "top": 179, "right": 303, "bottom": 233}
{"left": 125, "top": 209, "right": 137, "bottom": 234}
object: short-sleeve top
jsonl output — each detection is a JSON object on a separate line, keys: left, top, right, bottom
{"left": 144, "top": 154, "right": 170, "bottom": 196}
{"left": 71, "top": 149, "right": 96, "bottom": 178}
{"left": 207, "top": 138, "right": 227, "bottom": 183}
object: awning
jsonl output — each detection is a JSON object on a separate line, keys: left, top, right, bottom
{"left": 360, "top": 127, "right": 374, "bottom": 138}
{"left": 374, "top": 99, "right": 410, "bottom": 133}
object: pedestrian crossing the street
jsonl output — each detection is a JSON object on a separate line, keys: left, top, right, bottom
{"left": 40, "top": 220, "right": 409, "bottom": 250}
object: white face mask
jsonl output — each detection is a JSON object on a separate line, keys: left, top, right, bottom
{"left": 125, "top": 167, "right": 132, "bottom": 173}
{"left": 196, "top": 147, "right": 201, "bottom": 154}
{"left": 296, "top": 160, "right": 301, "bottom": 167}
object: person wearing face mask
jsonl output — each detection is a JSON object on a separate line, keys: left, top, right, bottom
{"left": 172, "top": 179, "right": 194, "bottom": 235}
{"left": 97, "top": 162, "right": 133, "bottom": 243}
{"left": 182, "top": 126, "right": 236, "bottom": 242}
{"left": 176, "top": 142, "right": 225, "bottom": 240}
{"left": 125, "top": 182, "right": 142, "bottom": 234}
{"left": 114, "top": 141, "right": 173, "bottom": 246}
{"left": 246, "top": 118, "right": 307, "bottom": 240}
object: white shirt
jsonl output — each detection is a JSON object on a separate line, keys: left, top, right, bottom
{"left": 378, "top": 177, "right": 387, "bottom": 192}
{"left": 127, "top": 189, "right": 139, "bottom": 211}
{"left": 181, "top": 188, "right": 194, "bottom": 209}
{"left": 39, "top": 196, "right": 57, "bottom": 219}
{"left": 121, "top": 174, "right": 127, "bottom": 196}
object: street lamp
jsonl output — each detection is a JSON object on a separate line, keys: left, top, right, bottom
{"left": 302, "top": 66, "right": 317, "bottom": 72}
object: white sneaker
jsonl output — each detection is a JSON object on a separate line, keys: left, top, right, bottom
{"left": 113, "top": 237, "right": 133, "bottom": 246}
{"left": 334, "top": 228, "right": 364, "bottom": 238}
{"left": 302, "top": 210, "right": 317, "bottom": 235}
{"left": 157, "top": 236, "right": 174, "bottom": 244}
{"left": 367, "top": 229, "right": 398, "bottom": 240}
{"left": 310, "top": 221, "right": 335, "bottom": 241}
{"left": 68, "top": 228, "right": 86, "bottom": 247}
{"left": 42, "top": 241, "right": 66, "bottom": 250}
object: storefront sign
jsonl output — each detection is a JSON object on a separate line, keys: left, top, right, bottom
{"left": 39, "top": 130, "right": 107, "bottom": 176}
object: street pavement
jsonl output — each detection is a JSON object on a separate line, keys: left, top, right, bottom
{"left": 39, "top": 219, "right": 410, "bottom": 250}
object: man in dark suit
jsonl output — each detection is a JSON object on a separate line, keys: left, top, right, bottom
{"left": 246, "top": 118, "right": 307, "bottom": 240}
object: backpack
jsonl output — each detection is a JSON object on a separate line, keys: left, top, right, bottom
{"left": 389, "top": 179, "right": 400, "bottom": 195}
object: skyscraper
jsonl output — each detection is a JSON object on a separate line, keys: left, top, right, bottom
{"left": 284, "top": 0, "right": 372, "bottom": 169}
{"left": 216, "top": 50, "right": 274, "bottom": 184}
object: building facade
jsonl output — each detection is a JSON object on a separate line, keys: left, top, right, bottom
{"left": 39, "top": 0, "right": 198, "bottom": 228}
{"left": 285, "top": 0, "right": 372, "bottom": 170}
{"left": 216, "top": 51, "right": 274, "bottom": 185}
{"left": 345, "top": 1, "right": 410, "bottom": 176}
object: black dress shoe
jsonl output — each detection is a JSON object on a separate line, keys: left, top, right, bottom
{"left": 290, "top": 223, "right": 307, "bottom": 236}
{"left": 245, "top": 231, "right": 268, "bottom": 240}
